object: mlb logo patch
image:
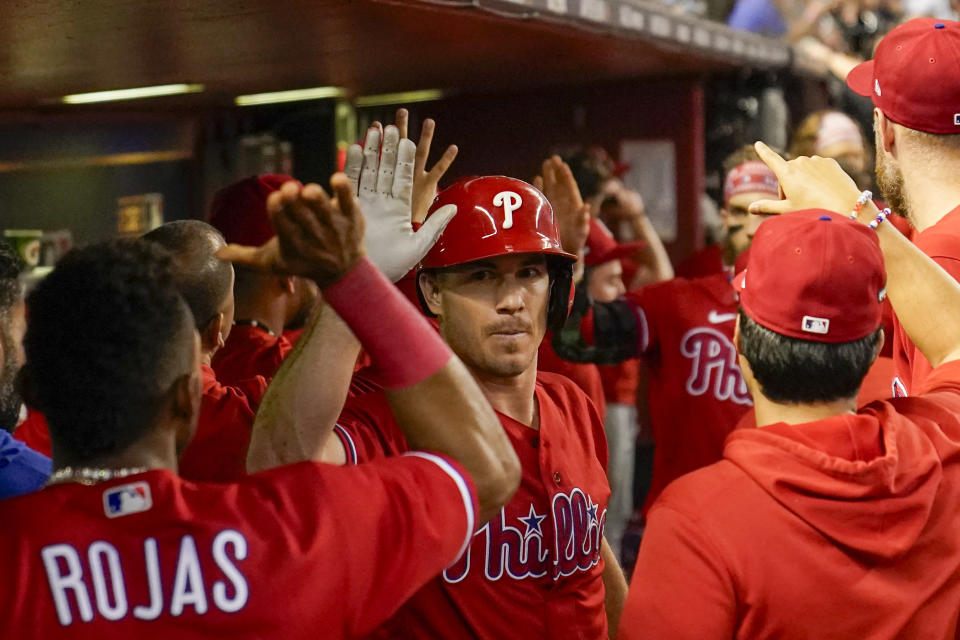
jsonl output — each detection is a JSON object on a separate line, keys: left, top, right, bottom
{"left": 103, "top": 482, "right": 152, "bottom": 519}
{"left": 801, "top": 315, "right": 830, "bottom": 335}
{"left": 954, "top": 113, "right": 960, "bottom": 126}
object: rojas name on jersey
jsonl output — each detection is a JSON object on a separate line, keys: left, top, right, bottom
{"left": 41, "top": 529, "right": 249, "bottom": 626}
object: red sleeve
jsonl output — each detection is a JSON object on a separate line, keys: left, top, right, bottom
{"left": 282, "top": 327, "right": 304, "bottom": 345}
{"left": 620, "top": 503, "right": 736, "bottom": 640}
{"left": 248, "top": 455, "right": 477, "bottom": 637}
{"left": 233, "top": 376, "right": 269, "bottom": 411}
{"left": 335, "top": 393, "right": 409, "bottom": 463}
{"left": 914, "top": 359, "right": 960, "bottom": 407}
{"left": 180, "top": 385, "right": 257, "bottom": 482}
{"left": 896, "top": 250, "right": 960, "bottom": 394}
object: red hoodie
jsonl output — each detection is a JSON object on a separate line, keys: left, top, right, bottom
{"left": 620, "top": 359, "right": 960, "bottom": 640}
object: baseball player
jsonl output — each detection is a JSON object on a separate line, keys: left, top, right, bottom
{"left": 332, "top": 175, "right": 623, "bottom": 637}
{"left": 841, "top": 17, "right": 960, "bottom": 396}
{"left": 554, "top": 147, "right": 777, "bottom": 522}
{"left": 621, "top": 146, "right": 960, "bottom": 638}
{"left": 0, "top": 154, "right": 520, "bottom": 637}
{"left": 535, "top": 160, "right": 609, "bottom": 424}
{"left": 242, "top": 124, "right": 625, "bottom": 637}
{"left": 0, "top": 241, "right": 51, "bottom": 497}
{"left": 143, "top": 220, "right": 268, "bottom": 482}
{"left": 580, "top": 218, "right": 647, "bottom": 562}
{"left": 207, "top": 174, "right": 319, "bottom": 387}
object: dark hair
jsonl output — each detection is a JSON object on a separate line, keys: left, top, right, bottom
{"left": 23, "top": 239, "right": 195, "bottom": 459}
{"left": 143, "top": 221, "right": 232, "bottom": 330}
{"left": 0, "top": 242, "right": 23, "bottom": 317}
{"left": 563, "top": 148, "right": 614, "bottom": 200}
{"left": 0, "top": 243, "right": 24, "bottom": 432}
{"left": 738, "top": 309, "right": 880, "bottom": 404}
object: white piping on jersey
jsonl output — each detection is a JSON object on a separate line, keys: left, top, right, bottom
{"left": 404, "top": 452, "right": 476, "bottom": 565}
{"left": 333, "top": 424, "right": 358, "bottom": 465}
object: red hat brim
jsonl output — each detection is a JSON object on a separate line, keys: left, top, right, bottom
{"left": 846, "top": 59, "right": 875, "bottom": 98}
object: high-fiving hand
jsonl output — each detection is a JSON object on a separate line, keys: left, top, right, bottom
{"left": 394, "top": 108, "right": 459, "bottom": 224}
{"left": 535, "top": 155, "right": 591, "bottom": 255}
{"left": 344, "top": 121, "right": 457, "bottom": 281}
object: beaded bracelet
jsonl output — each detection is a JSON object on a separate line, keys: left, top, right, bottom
{"left": 849, "top": 190, "right": 873, "bottom": 220}
{"left": 868, "top": 207, "right": 892, "bottom": 231}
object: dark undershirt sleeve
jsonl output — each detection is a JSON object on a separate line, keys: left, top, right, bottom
{"left": 551, "top": 283, "right": 641, "bottom": 365}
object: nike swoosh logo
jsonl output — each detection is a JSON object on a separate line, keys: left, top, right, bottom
{"left": 707, "top": 311, "right": 736, "bottom": 324}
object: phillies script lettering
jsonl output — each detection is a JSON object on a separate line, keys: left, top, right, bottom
{"left": 443, "top": 489, "right": 604, "bottom": 583}
{"left": 680, "top": 328, "right": 751, "bottom": 405}
{"left": 41, "top": 530, "right": 248, "bottom": 626}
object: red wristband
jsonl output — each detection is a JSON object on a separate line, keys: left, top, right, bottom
{"left": 323, "top": 258, "right": 452, "bottom": 389}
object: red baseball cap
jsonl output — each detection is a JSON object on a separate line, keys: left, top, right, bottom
{"left": 733, "top": 210, "right": 886, "bottom": 343}
{"left": 583, "top": 218, "right": 646, "bottom": 267}
{"left": 208, "top": 175, "right": 298, "bottom": 246}
{"left": 846, "top": 18, "right": 960, "bottom": 134}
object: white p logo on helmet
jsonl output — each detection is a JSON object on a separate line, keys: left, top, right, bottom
{"left": 493, "top": 191, "right": 522, "bottom": 229}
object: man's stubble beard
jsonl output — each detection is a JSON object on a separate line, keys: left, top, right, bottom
{"left": 875, "top": 131, "right": 913, "bottom": 225}
{"left": 0, "top": 325, "right": 22, "bottom": 433}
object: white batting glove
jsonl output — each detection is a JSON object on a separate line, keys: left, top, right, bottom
{"left": 344, "top": 124, "right": 457, "bottom": 282}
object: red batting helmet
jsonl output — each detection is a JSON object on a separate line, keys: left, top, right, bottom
{"left": 418, "top": 176, "right": 576, "bottom": 330}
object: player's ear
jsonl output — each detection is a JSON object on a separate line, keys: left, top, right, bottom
{"left": 169, "top": 369, "right": 202, "bottom": 455}
{"left": 733, "top": 313, "right": 742, "bottom": 352}
{"left": 419, "top": 270, "right": 443, "bottom": 316}
{"left": 876, "top": 109, "right": 897, "bottom": 156}
{"left": 170, "top": 372, "right": 198, "bottom": 421}
{"left": 278, "top": 275, "right": 296, "bottom": 295}
{"left": 199, "top": 313, "right": 225, "bottom": 353}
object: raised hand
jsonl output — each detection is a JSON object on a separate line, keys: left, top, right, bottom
{"left": 390, "top": 108, "right": 460, "bottom": 223}
{"left": 344, "top": 121, "right": 457, "bottom": 281}
{"left": 217, "top": 176, "right": 365, "bottom": 288}
{"left": 537, "top": 155, "right": 591, "bottom": 254}
{"left": 749, "top": 141, "right": 863, "bottom": 218}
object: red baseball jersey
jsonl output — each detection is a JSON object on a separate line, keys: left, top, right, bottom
{"left": 336, "top": 372, "right": 611, "bottom": 640}
{"left": 211, "top": 324, "right": 293, "bottom": 388}
{"left": 282, "top": 327, "right": 304, "bottom": 345}
{"left": 177, "top": 365, "right": 268, "bottom": 483}
{"left": 538, "top": 333, "right": 607, "bottom": 422}
{"left": 597, "top": 360, "right": 640, "bottom": 407}
{"left": 892, "top": 204, "right": 960, "bottom": 397}
{"left": 675, "top": 244, "right": 724, "bottom": 280}
{"left": 625, "top": 272, "right": 752, "bottom": 513}
{"left": 0, "top": 456, "right": 477, "bottom": 639}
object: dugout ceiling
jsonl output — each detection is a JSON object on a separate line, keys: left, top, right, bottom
{"left": 0, "top": 0, "right": 791, "bottom": 109}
